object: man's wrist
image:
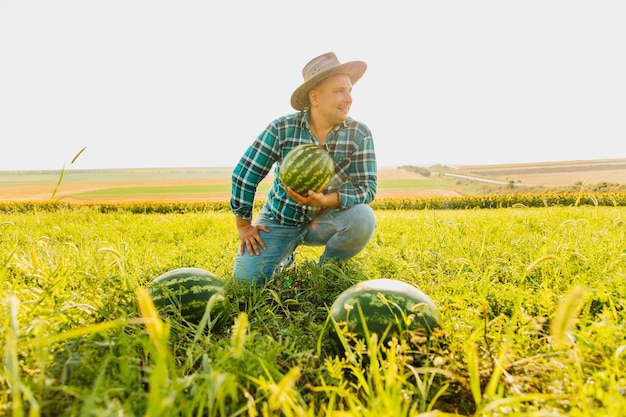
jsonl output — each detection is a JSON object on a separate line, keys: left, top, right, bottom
{"left": 235, "top": 217, "right": 252, "bottom": 228}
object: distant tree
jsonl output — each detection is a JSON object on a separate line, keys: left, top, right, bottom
{"left": 398, "top": 165, "right": 431, "bottom": 177}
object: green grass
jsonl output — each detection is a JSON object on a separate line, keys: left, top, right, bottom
{"left": 2, "top": 205, "right": 626, "bottom": 416}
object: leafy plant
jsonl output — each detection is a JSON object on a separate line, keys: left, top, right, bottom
{"left": 2, "top": 205, "right": 626, "bottom": 415}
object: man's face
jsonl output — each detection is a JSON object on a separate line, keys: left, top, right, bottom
{"left": 310, "top": 74, "right": 353, "bottom": 124}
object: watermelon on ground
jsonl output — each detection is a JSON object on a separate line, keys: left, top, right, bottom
{"left": 279, "top": 144, "right": 335, "bottom": 195}
{"left": 329, "top": 278, "right": 440, "bottom": 352}
{"left": 147, "top": 267, "right": 227, "bottom": 327}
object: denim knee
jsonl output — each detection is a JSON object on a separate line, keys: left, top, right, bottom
{"left": 349, "top": 204, "right": 376, "bottom": 239}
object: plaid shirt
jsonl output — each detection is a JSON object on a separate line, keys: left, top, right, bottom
{"left": 231, "top": 111, "right": 377, "bottom": 226}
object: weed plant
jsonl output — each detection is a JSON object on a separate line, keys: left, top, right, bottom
{"left": 1, "top": 205, "right": 626, "bottom": 416}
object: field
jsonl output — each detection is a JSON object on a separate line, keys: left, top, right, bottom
{"left": 2, "top": 159, "right": 626, "bottom": 416}
{"left": 456, "top": 158, "right": 626, "bottom": 187}
{"left": 0, "top": 167, "right": 460, "bottom": 202}
{"left": 2, "top": 158, "right": 625, "bottom": 202}
{"left": 2, "top": 205, "right": 626, "bottom": 416}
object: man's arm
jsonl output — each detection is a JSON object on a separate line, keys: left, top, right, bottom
{"left": 235, "top": 216, "right": 269, "bottom": 256}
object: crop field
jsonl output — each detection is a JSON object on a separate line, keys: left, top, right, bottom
{"left": 2, "top": 202, "right": 626, "bottom": 416}
{"left": 2, "top": 159, "right": 626, "bottom": 416}
{"left": 0, "top": 167, "right": 462, "bottom": 202}
{"left": 457, "top": 158, "right": 626, "bottom": 187}
{"left": 2, "top": 158, "right": 625, "bottom": 203}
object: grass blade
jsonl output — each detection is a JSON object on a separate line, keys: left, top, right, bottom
{"left": 550, "top": 285, "right": 586, "bottom": 347}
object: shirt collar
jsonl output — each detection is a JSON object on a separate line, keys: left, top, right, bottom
{"left": 298, "top": 110, "right": 348, "bottom": 132}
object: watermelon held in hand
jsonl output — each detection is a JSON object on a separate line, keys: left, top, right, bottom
{"left": 328, "top": 278, "right": 440, "bottom": 353}
{"left": 279, "top": 144, "right": 335, "bottom": 195}
{"left": 147, "top": 267, "right": 228, "bottom": 328}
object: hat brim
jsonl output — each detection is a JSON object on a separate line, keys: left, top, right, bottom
{"left": 290, "top": 61, "right": 367, "bottom": 111}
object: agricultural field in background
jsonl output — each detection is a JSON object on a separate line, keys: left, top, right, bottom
{"left": 458, "top": 158, "right": 626, "bottom": 187}
{"left": 0, "top": 167, "right": 455, "bottom": 202}
{"left": 2, "top": 158, "right": 625, "bottom": 202}
{"left": 2, "top": 205, "right": 626, "bottom": 416}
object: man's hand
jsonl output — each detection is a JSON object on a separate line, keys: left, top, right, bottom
{"left": 236, "top": 217, "right": 269, "bottom": 256}
{"left": 285, "top": 187, "right": 340, "bottom": 207}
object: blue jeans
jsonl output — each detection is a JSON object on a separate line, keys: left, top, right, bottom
{"left": 233, "top": 204, "right": 376, "bottom": 284}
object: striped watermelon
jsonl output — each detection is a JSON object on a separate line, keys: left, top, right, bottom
{"left": 329, "top": 279, "right": 440, "bottom": 351}
{"left": 147, "top": 267, "right": 227, "bottom": 327}
{"left": 279, "top": 144, "right": 335, "bottom": 195}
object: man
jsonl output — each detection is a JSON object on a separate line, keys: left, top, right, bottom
{"left": 230, "top": 52, "right": 377, "bottom": 284}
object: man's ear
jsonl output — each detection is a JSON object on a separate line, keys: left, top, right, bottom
{"left": 308, "top": 89, "right": 318, "bottom": 107}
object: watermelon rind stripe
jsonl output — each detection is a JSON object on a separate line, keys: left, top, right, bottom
{"left": 280, "top": 144, "right": 335, "bottom": 195}
{"left": 329, "top": 279, "right": 440, "bottom": 348}
{"left": 147, "top": 267, "right": 227, "bottom": 325}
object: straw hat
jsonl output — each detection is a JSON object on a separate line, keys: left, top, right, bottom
{"left": 290, "top": 52, "right": 367, "bottom": 111}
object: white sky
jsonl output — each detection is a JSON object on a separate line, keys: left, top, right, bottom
{"left": 1, "top": 1, "right": 625, "bottom": 171}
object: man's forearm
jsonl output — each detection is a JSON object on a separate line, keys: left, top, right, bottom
{"left": 235, "top": 216, "right": 252, "bottom": 229}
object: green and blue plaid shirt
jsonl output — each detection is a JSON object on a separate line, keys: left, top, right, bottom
{"left": 231, "top": 111, "right": 377, "bottom": 226}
